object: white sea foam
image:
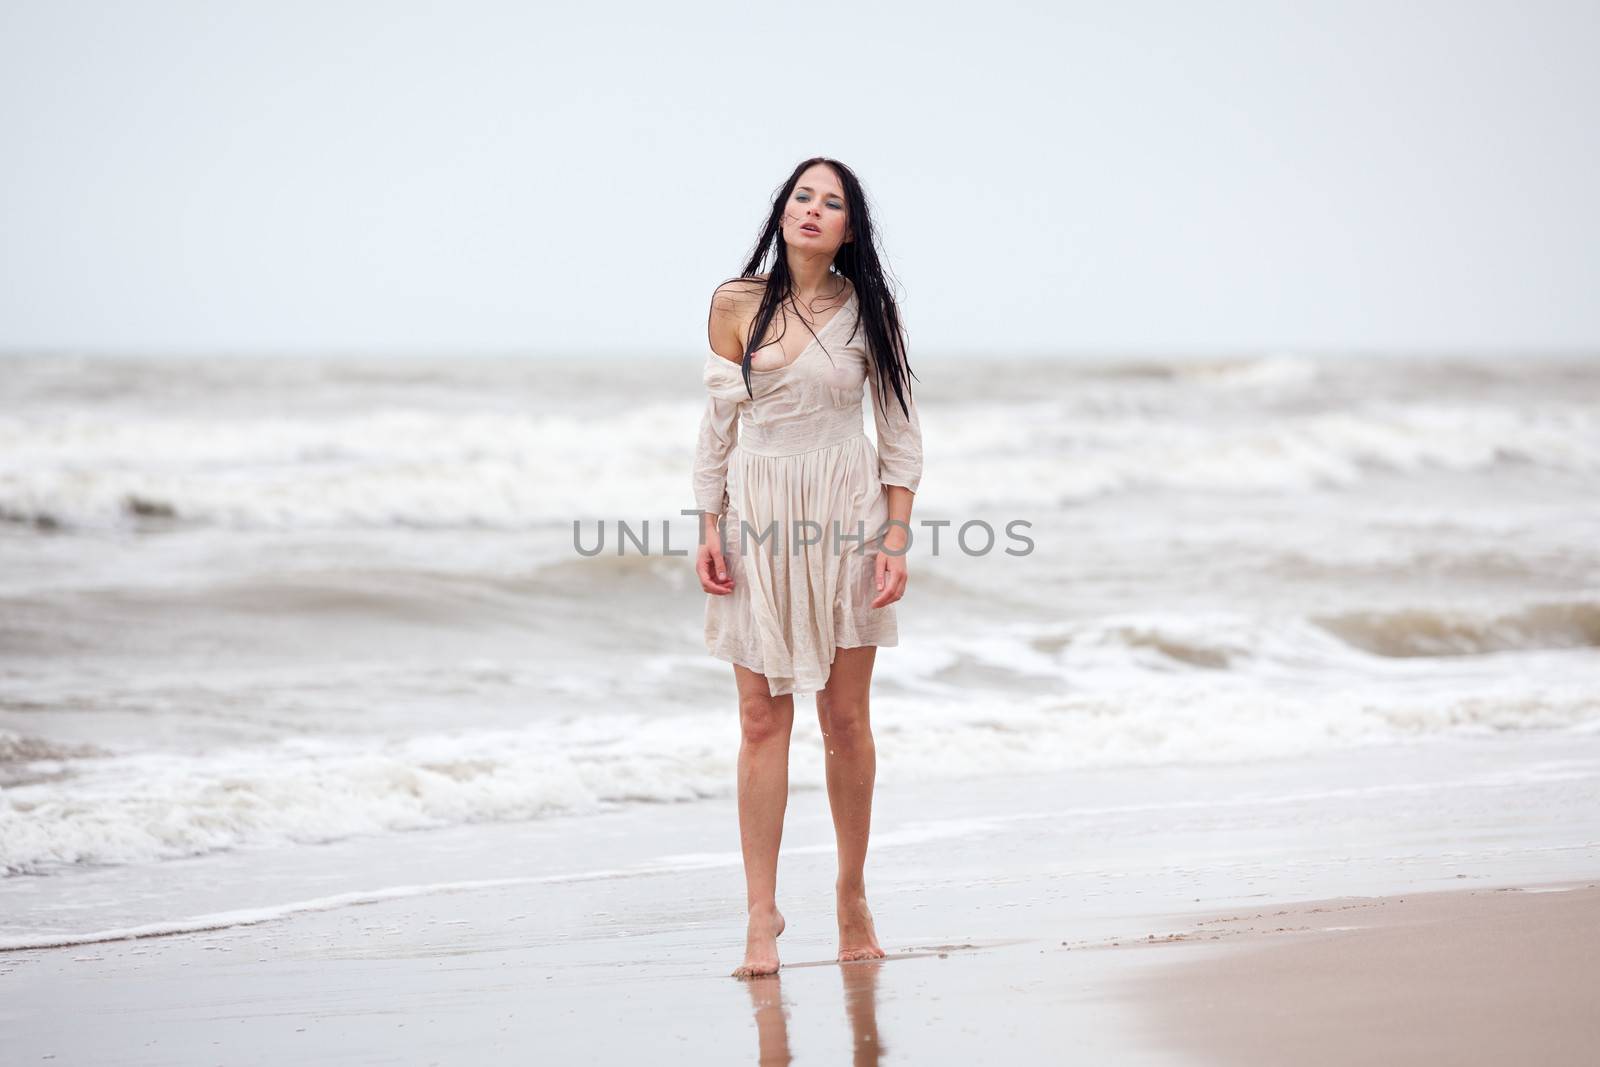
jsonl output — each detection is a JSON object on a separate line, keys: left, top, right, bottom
{"left": 2, "top": 352, "right": 1597, "bottom": 889}
{"left": 1, "top": 384, "right": 1595, "bottom": 529}
{"left": 9, "top": 756, "right": 1597, "bottom": 951}
{"left": 4, "top": 624, "right": 1596, "bottom": 877}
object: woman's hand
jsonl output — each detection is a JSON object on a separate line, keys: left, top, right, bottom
{"left": 697, "top": 517, "right": 735, "bottom": 596}
{"left": 871, "top": 548, "right": 908, "bottom": 608}
{"left": 872, "top": 488, "right": 914, "bottom": 609}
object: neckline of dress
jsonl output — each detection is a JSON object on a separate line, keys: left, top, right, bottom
{"left": 748, "top": 284, "right": 857, "bottom": 374}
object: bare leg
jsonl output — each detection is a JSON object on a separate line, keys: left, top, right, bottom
{"left": 731, "top": 663, "right": 793, "bottom": 978}
{"left": 817, "top": 645, "right": 887, "bottom": 962}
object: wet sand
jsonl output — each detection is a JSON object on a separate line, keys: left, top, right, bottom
{"left": 4, "top": 732, "right": 1598, "bottom": 1064}
{"left": 1112, "top": 881, "right": 1600, "bottom": 1066}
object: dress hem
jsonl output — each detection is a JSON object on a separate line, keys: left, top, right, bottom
{"left": 705, "top": 638, "right": 901, "bottom": 697}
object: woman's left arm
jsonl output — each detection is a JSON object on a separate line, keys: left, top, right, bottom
{"left": 870, "top": 368, "right": 922, "bottom": 608}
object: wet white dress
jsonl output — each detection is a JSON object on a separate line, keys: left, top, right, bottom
{"left": 692, "top": 283, "right": 924, "bottom": 697}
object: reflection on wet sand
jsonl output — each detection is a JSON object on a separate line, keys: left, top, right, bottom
{"left": 839, "top": 959, "right": 888, "bottom": 1066}
{"left": 737, "top": 957, "right": 888, "bottom": 1066}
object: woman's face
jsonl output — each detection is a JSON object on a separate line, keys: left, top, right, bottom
{"left": 782, "top": 165, "right": 852, "bottom": 252}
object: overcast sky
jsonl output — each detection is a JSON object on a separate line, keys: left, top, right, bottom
{"left": 1, "top": 1, "right": 1596, "bottom": 357}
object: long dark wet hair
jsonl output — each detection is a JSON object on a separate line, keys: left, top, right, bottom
{"left": 720, "top": 157, "right": 918, "bottom": 421}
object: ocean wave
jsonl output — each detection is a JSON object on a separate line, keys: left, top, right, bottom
{"left": 9, "top": 759, "right": 1594, "bottom": 952}
{"left": 1011, "top": 600, "right": 1600, "bottom": 674}
{"left": 0, "top": 404, "right": 693, "bottom": 531}
{"left": 1169, "top": 353, "right": 1322, "bottom": 389}
{"left": 937, "top": 402, "right": 1600, "bottom": 505}
{"left": 4, "top": 645, "right": 1597, "bottom": 877}
{"left": 1313, "top": 601, "right": 1600, "bottom": 657}
{"left": 1, "top": 389, "right": 1596, "bottom": 530}
{"left": 1075, "top": 353, "right": 1323, "bottom": 390}
{"left": 0, "top": 733, "right": 102, "bottom": 763}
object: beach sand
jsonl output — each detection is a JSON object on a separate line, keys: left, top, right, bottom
{"left": 5, "top": 731, "right": 1598, "bottom": 1064}
{"left": 1111, "top": 881, "right": 1600, "bottom": 1066}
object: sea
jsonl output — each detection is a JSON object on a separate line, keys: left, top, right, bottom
{"left": 1, "top": 349, "right": 1597, "bottom": 948}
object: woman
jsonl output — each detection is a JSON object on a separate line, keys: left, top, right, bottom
{"left": 691, "top": 157, "right": 924, "bottom": 979}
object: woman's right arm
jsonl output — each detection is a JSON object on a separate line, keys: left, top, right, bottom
{"left": 691, "top": 282, "right": 750, "bottom": 520}
{"left": 692, "top": 394, "right": 741, "bottom": 520}
{"left": 692, "top": 283, "right": 750, "bottom": 594}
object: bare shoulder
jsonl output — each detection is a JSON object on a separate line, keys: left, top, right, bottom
{"left": 711, "top": 274, "right": 768, "bottom": 312}
{"left": 707, "top": 275, "right": 766, "bottom": 365}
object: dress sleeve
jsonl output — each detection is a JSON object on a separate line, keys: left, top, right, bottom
{"left": 692, "top": 354, "right": 748, "bottom": 515}
{"left": 869, "top": 360, "right": 923, "bottom": 493}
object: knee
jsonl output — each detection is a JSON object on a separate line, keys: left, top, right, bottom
{"left": 816, "top": 691, "right": 870, "bottom": 742}
{"left": 739, "top": 694, "right": 791, "bottom": 744}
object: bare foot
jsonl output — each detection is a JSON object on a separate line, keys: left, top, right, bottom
{"left": 836, "top": 892, "right": 886, "bottom": 962}
{"left": 731, "top": 907, "right": 786, "bottom": 978}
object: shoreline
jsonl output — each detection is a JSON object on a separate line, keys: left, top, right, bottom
{"left": 5, "top": 732, "right": 1598, "bottom": 1063}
